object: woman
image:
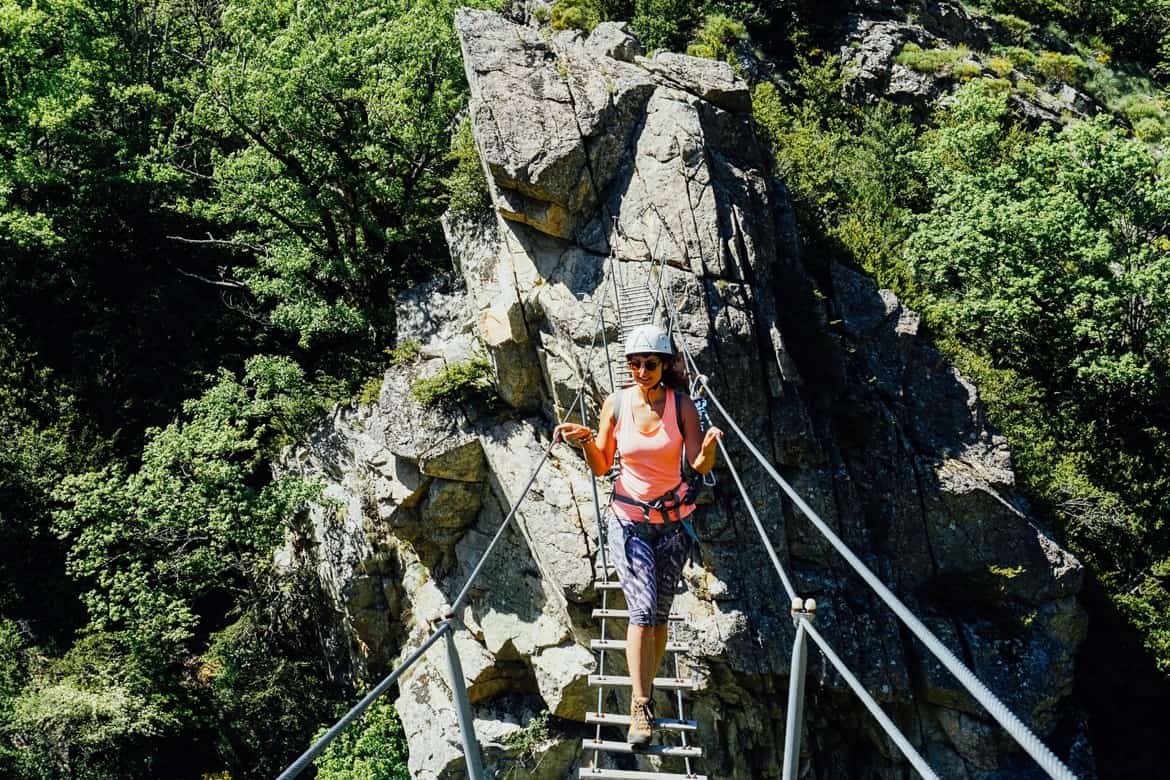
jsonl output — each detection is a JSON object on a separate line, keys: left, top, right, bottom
{"left": 554, "top": 324, "right": 722, "bottom": 745}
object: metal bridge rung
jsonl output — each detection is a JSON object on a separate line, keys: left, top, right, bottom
{"left": 592, "top": 609, "right": 684, "bottom": 621}
{"left": 579, "top": 770, "right": 707, "bottom": 780}
{"left": 590, "top": 639, "right": 689, "bottom": 653}
{"left": 588, "top": 675, "right": 697, "bottom": 690}
{"left": 582, "top": 739, "right": 703, "bottom": 758}
{"left": 585, "top": 712, "right": 697, "bottom": 731}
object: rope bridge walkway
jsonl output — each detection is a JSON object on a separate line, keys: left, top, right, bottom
{"left": 277, "top": 228, "right": 1078, "bottom": 780}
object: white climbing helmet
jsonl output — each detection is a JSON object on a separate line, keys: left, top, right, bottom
{"left": 623, "top": 324, "right": 674, "bottom": 356}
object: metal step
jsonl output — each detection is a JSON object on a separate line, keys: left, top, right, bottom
{"left": 590, "top": 639, "right": 689, "bottom": 653}
{"left": 580, "top": 769, "right": 707, "bottom": 780}
{"left": 585, "top": 712, "right": 698, "bottom": 732}
{"left": 594, "top": 581, "right": 624, "bottom": 590}
{"left": 593, "top": 609, "right": 684, "bottom": 621}
{"left": 588, "top": 675, "right": 697, "bottom": 690}
{"left": 581, "top": 739, "right": 703, "bottom": 758}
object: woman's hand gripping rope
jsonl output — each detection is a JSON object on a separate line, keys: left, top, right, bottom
{"left": 553, "top": 422, "right": 594, "bottom": 448}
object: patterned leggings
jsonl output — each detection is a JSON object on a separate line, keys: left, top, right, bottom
{"left": 605, "top": 509, "right": 692, "bottom": 627}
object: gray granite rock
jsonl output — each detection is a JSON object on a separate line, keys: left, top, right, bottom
{"left": 635, "top": 51, "right": 751, "bottom": 112}
{"left": 586, "top": 21, "right": 642, "bottom": 62}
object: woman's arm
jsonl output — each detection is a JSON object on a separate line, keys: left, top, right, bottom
{"left": 552, "top": 393, "right": 619, "bottom": 477}
{"left": 680, "top": 394, "right": 722, "bottom": 475}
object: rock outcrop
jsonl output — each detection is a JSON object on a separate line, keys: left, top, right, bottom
{"left": 281, "top": 9, "right": 1088, "bottom": 779}
{"left": 839, "top": 1, "right": 1104, "bottom": 124}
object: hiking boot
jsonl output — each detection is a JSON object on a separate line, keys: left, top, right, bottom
{"left": 627, "top": 695, "right": 654, "bottom": 745}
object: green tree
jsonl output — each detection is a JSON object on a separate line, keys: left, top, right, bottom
{"left": 174, "top": 0, "right": 500, "bottom": 356}
{"left": 53, "top": 356, "right": 322, "bottom": 663}
{"left": 906, "top": 81, "right": 1170, "bottom": 667}
{"left": 4, "top": 632, "right": 177, "bottom": 780}
{"left": 0, "top": 0, "right": 250, "bottom": 439}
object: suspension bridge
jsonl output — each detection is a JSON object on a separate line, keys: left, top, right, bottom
{"left": 276, "top": 230, "right": 1079, "bottom": 780}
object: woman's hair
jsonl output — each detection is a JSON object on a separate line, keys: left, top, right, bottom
{"left": 658, "top": 352, "right": 689, "bottom": 390}
{"left": 656, "top": 334, "right": 688, "bottom": 390}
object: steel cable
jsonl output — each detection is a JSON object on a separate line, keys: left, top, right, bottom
{"left": 801, "top": 619, "right": 939, "bottom": 780}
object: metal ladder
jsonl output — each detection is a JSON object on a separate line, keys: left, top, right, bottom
{"left": 579, "top": 564, "right": 706, "bottom": 779}
{"left": 611, "top": 269, "right": 660, "bottom": 390}
{"left": 582, "top": 263, "right": 705, "bottom": 779}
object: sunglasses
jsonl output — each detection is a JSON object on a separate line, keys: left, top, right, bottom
{"left": 626, "top": 357, "right": 661, "bottom": 371}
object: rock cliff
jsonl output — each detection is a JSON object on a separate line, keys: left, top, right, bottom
{"left": 280, "top": 9, "right": 1090, "bottom": 779}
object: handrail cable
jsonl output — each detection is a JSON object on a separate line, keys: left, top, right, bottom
{"left": 713, "top": 431, "right": 798, "bottom": 602}
{"left": 801, "top": 618, "right": 939, "bottom": 779}
{"left": 660, "top": 296, "right": 798, "bottom": 602}
{"left": 448, "top": 255, "right": 619, "bottom": 617}
{"left": 667, "top": 311, "right": 1076, "bottom": 779}
{"left": 281, "top": 256, "right": 622, "bottom": 780}
{"left": 445, "top": 439, "right": 557, "bottom": 617}
{"left": 644, "top": 232, "right": 974, "bottom": 777}
{"left": 285, "top": 220, "right": 1074, "bottom": 779}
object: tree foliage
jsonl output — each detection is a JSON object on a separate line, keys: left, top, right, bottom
{"left": 314, "top": 699, "right": 410, "bottom": 780}
{"left": 173, "top": 0, "right": 499, "bottom": 352}
{"left": 754, "top": 61, "right": 1170, "bottom": 675}
{"left": 53, "top": 356, "right": 322, "bottom": 660}
{"left": 906, "top": 83, "right": 1170, "bottom": 666}
{"left": 4, "top": 0, "right": 1170, "bottom": 775}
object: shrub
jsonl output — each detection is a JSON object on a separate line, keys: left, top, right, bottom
{"left": 953, "top": 61, "right": 983, "bottom": 80}
{"left": 686, "top": 13, "right": 746, "bottom": 63}
{"left": 388, "top": 340, "right": 421, "bottom": 365}
{"left": 410, "top": 356, "right": 494, "bottom": 406}
{"left": 1133, "top": 116, "right": 1168, "bottom": 142}
{"left": 988, "top": 56, "right": 1014, "bottom": 77}
{"left": 204, "top": 614, "right": 340, "bottom": 777}
{"left": 894, "top": 43, "right": 968, "bottom": 76}
{"left": 314, "top": 699, "right": 409, "bottom": 780}
{"left": 1035, "top": 51, "right": 1086, "bottom": 84}
{"left": 5, "top": 633, "right": 177, "bottom": 780}
{"left": 1002, "top": 46, "right": 1036, "bottom": 70}
{"left": 993, "top": 13, "right": 1033, "bottom": 43}
{"left": 1116, "top": 95, "right": 1168, "bottom": 123}
{"left": 1084, "top": 60, "right": 1164, "bottom": 114}
{"left": 504, "top": 710, "right": 554, "bottom": 767}
{"left": 443, "top": 119, "right": 492, "bottom": 218}
{"left": 550, "top": 0, "right": 602, "bottom": 32}
{"left": 632, "top": 0, "right": 698, "bottom": 53}
{"left": 989, "top": 0, "right": 1070, "bottom": 18}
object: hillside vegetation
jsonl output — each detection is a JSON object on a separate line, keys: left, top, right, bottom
{"left": 1, "top": 0, "right": 1168, "bottom": 777}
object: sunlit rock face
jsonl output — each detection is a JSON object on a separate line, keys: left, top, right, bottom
{"left": 280, "top": 9, "right": 1089, "bottom": 779}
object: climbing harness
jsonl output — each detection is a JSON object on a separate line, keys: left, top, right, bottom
{"left": 612, "top": 479, "right": 694, "bottom": 524}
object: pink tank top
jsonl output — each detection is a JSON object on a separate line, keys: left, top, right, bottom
{"left": 612, "top": 386, "right": 695, "bottom": 523}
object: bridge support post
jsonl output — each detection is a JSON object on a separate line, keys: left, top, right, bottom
{"left": 442, "top": 621, "right": 485, "bottom": 780}
{"left": 782, "top": 600, "right": 812, "bottom": 780}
